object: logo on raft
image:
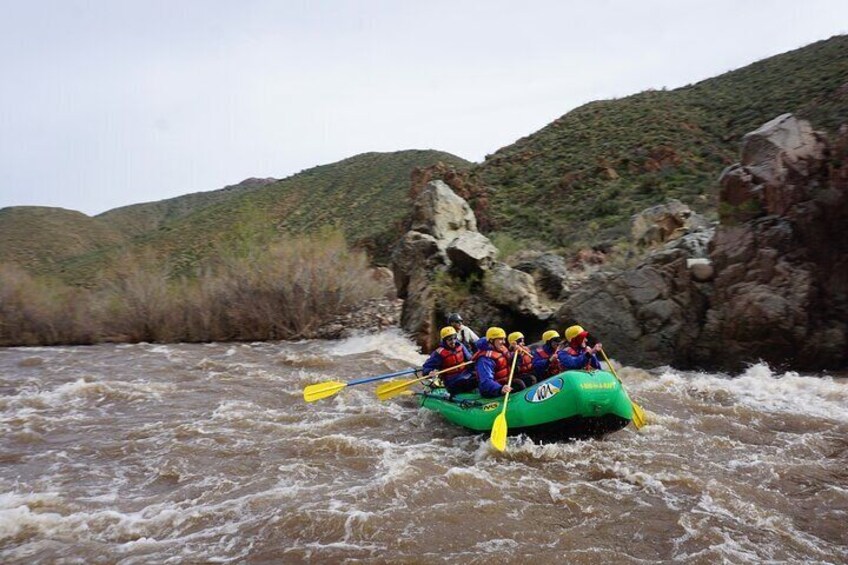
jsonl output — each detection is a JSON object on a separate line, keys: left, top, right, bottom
{"left": 482, "top": 402, "right": 500, "bottom": 412}
{"left": 525, "top": 377, "right": 563, "bottom": 403}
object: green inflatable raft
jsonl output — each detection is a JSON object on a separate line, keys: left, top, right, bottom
{"left": 420, "top": 369, "right": 633, "bottom": 440}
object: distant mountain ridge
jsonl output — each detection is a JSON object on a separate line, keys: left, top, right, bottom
{"left": 0, "top": 150, "right": 470, "bottom": 283}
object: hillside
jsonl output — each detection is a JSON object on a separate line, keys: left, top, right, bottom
{"left": 0, "top": 206, "right": 126, "bottom": 275}
{"left": 475, "top": 34, "right": 848, "bottom": 250}
{"left": 96, "top": 177, "right": 278, "bottom": 238}
{"left": 51, "top": 150, "right": 470, "bottom": 283}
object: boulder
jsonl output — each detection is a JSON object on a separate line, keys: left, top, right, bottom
{"left": 697, "top": 115, "right": 848, "bottom": 370}
{"left": 482, "top": 264, "right": 552, "bottom": 320}
{"left": 741, "top": 113, "right": 827, "bottom": 187}
{"left": 446, "top": 231, "right": 498, "bottom": 276}
{"left": 631, "top": 199, "right": 709, "bottom": 247}
{"left": 720, "top": 114, "right": 828, "bottom": 223}
{"left": 391, "top": 231, "right": 447, "bottom": 349}
{"left": 391, "top": 231, "right": 446, "bottom": 299}
{"left": 512, "top": 252, "right": 570, "bottom": 299}
{"left": 410, "top": 180, "right": 477, "bottom": 243}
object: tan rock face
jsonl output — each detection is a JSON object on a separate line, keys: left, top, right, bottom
{"left": 720, "top": 114, "right": 829, "bottom": 223}
{"left": 631, "top": 199, "right": 708, "bottom": 247}
{"left": 392, "top": 180, "right": 553, "bottom": 352}
{"left": 410, "top": 180, "right": 477, "bottom": 243}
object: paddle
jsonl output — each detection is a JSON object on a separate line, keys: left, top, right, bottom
{"left": 303, "top": 367, "right": 419, "bottom": 403}
{"left": 374, "top": 361, "right": 473, "bottom": 401}
{"left": 599, "top": 349, "right": 647, "bottom": 429}
{"left": 490, "top": 348, "right": 520, "bottom": 452}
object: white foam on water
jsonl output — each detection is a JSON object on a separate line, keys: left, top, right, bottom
{"left": 327, "top": 329, "right": 426, "bottom": 366}
{"left": 472, "top": 538, "right": 519, "bottom": 553}
{"left": 0, "top": 378, "right": 174, "bottom": 412}
{"left": 672, "top": 483, "right": 843, "bottom": 562}
{"left": 641, "top": 363, "right": 848, "bottom": 421}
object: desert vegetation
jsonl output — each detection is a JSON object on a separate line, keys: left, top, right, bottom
{"left": 0, "top": 231, "right": 383, "bottom": 346}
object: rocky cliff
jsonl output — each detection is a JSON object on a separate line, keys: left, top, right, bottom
{"left": 557, "top": 114, "right": 847, "bottom": 371}
{"left": 395, "top": 115, "right": 848, "bottom": 371}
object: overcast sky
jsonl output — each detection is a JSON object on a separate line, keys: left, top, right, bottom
{"left": 1, "top": 1, "right": 846, "bottom": 216}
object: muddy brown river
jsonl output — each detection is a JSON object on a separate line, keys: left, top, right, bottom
{"left": 1, "top": 330, "right": 846, "bottom": 563}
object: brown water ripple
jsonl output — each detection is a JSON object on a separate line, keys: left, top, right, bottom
{"left": 1, "top": 335, "right": 846, "bottom": 564}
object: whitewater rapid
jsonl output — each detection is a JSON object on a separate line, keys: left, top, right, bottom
{"left": 1, "top": 330, "right": 846, "bottom": 563}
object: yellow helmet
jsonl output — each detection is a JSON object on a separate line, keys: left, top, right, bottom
{"left": 440, "top": 326, "right": 457, "bottom": 340}
{"left": 565, "top": 325, "right": 587, "bottom": 342}
{"left": 542, "top": 330, "right": 561, "bottom": 343}
{"left": 507, "top": 331, "right": 524, "bottom": 345}
{"left": 485, "top": 327, "right": 506, "bottom": 340}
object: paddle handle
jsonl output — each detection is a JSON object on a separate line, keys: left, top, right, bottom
{"left": 600, "top": 350, "right": 620, "bottom": 382}
{"left": 500, "top": 349, "right": 520, "bottom": 414}
{"left": 391, "top": 361, "right": 474, "bottom": 388}
{"left": 348, "top": 367, "right": 419, "bottom": 386}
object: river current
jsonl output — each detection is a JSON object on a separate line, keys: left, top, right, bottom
{"left": 1, "top": 330, "right": 846, "bottom": 564}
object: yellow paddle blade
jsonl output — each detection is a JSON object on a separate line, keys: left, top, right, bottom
{"left": 631, "top": 401, "right": 647, "bottom": 429}
{"left": 375, "top": 378, "right": 419, "bottom": 401}
{"left": 302, "top": 381, "right": 347, "bottom": 403}
{"left": 490, "top": 412, "right": 508, "bottom": 452}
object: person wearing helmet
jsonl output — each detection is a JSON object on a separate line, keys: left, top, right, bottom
{"left": 447, "top": 312, "right": 480, "bottom": 353}
{"left": 473, "top": 327, "right": 526, "bottom": 398}
{"left": 532, "top": 330, "right": 565, "bottom": 379}
{"left": 422, "top": 326, "right": 476, "bottom": 395}
{"left": 561, "top": 325, "right": 602, "bottom": 370}
{"left": 507, "top": 331, "right": 537, "bottom": 388}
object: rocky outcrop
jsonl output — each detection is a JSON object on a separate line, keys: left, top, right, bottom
{"left": 392, "top": 180, "right": 549, "bottom": 350}
{"left": 554, "top": 231, "right": 712, "bottom": 368}
{"left": 558, "top": 114, "right": 847, "bottom": 371}
{"left": 696, "top": 116, "right": 847, "bottom": 370}
{"left": 392, "top": 115, "right": 847, "bottom": 370}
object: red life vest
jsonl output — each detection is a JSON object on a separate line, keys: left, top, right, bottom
{"left": 535, "top": 346, "right": 562, "bottom": 377}
{"left": 436, "top": 344, "right": 467, "bottom": 378}
{"left": 565, "top": 346, "right": 594, "bottom": 370}
{"left": 513, "top": 348, "right": 533, "bottom": 375}
{"left": 473, "top": 348, "right": 510, "bottom": 385}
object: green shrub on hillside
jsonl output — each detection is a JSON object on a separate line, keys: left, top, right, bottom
{"left": 477, "top": 35, "right": 848, "bottom": 250}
